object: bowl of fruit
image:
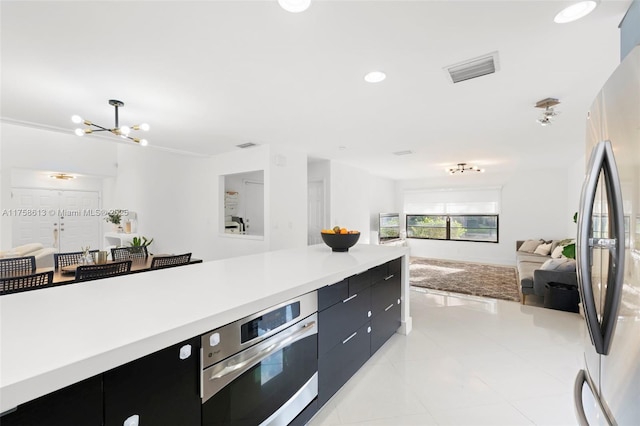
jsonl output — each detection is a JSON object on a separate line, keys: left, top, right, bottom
{"left": 321, "top": 226, "right": 360, "bottom": 252}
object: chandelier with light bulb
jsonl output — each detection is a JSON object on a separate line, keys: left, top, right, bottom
{"left": 535, "top": 97, "right": 560, "bottom": 127}
{"left": 72, "top": 99, "right": 149, "bottom": 146}
{"left": 446, "top": 163, "right": 485, "bottom": 175}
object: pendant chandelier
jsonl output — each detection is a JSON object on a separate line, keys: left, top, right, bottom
{"left": 72, "top": 99, "right": 149, "bottom": 146}
{"left": 446, "top": 163, "right": 485, "bottom": 174}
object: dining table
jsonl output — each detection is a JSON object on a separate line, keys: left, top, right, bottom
{"left": 36, "top": 255, "right": 203, "bottom": 284}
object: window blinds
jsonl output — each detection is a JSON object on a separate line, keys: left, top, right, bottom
{"left": 403, "top": 187, "right": 501, "bottom": 214}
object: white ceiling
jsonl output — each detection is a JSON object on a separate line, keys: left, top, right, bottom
{"left": 0, "top": 0, "right": 632, "bottom": 180}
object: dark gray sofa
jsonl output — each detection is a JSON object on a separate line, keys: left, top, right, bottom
{"left": 516, "top": 240, "right": 578, "bottom": 304}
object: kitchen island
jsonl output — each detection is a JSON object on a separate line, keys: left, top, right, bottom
{"left": 0, "top": 243, "right": 411, "bottom": 418}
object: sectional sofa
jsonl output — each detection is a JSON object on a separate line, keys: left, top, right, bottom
{"left": 0, "top": 243, "right": 56, "bottom": 269}
{"left": 516, "top": 239, "right": 578, "bottom": 304}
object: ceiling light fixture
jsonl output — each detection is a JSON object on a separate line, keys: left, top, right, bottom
{"left": 72, "top": 99, "right": 149, "bottom": 146}
{"left": 364, "top": 71, "right": 386, "bottom": 83}
{"left": 50, "top": 173, "right": 75, "bottom": 180}
{"left": 535, "top": 97, "right": 560, "bottom": 126}
{"left": 554, "top": 1, "right": 598, "bottom": 23}
{"left": 446, "top": 163, "right": 485, "bottom": 175}
{"left": 278, "top": 0, "right": 311, "bottom": 13}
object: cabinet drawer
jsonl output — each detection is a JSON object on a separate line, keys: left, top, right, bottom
{"left": 318, "top": 286, "right": 371, "bottom": 356}
{"left": 388, "top": 257, "right": 402, "bottom": 275}
{"left": 371, "top": 301, "right": 401, "bottom": 354}
{"left": 371, "top": 275, "right": 401, "bottom": 315}
{"left": 369, "top": 263, "right": 388, "bottom": 284}
{"left": 348, "top": 270, "right": 371, "bottom": 295}
{"left": 318, "top": 279, "right": 348, "bottom": 311}
{"left": 318, "top": 321, "right": 371, "bottom": 407}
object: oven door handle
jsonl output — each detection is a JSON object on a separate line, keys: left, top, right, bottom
{"left": 210, "top": 321, "right": 316, "bottom": 380}
{"left": 202, "top": 316, "right": 317, "bottom": 403}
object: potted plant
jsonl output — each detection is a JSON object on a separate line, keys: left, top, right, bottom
{"left": 105, "top": 210, "right": 124, "bottom": 232}
{"left": 561, "top": 212, "right": 578, "bottom": 259}
{"left": 129, "top": 236, "right": 153, "bottom": 254}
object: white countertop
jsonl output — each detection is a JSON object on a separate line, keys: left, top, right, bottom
{"left": 0, "top": 243, "right": 409, "bottom": 412}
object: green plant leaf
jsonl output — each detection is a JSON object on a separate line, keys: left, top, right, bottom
{"left": 562, "top": 243, "right": 576, "bottom": 259}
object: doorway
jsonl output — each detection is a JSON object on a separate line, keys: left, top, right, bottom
{"left": 307, "top": 179, "right": 325, "bottom": 245}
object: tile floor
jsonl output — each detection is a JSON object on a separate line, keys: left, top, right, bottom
{"left": 309, "top": 287, "right": 585, "bottom": 426}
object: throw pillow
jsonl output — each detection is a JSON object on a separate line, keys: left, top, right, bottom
{"left": 518, "top": 239, "right": 543, "bottom": 253}
{"left": 541, "top": 258, "right": 577, "bottom": 272}
{"left": 551, "top": 245, "right": 565, "bottom": 259}
{"left": 534, "top": 242, "right": 552, "bottom": 256}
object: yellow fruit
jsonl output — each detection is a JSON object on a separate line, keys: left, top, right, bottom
{"left": 340, "top": 228, "right": 348, "bottom": 234}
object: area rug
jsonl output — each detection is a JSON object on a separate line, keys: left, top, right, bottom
{"left": 410, "top": 257, "right": 520, "bottom": 302}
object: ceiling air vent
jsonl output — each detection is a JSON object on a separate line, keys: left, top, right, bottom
{"left": 444, "top": 51, "right": 500, "bottom": 84}
{"left": 393, "top": 150, "right": 413, "bottom": 156}
{"left": 236, "top": 142, "right": 257, "bottom": 149}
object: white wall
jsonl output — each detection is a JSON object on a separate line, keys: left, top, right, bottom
{"left": 369, "top": 174, "right": 398, "bottom": 244}
{"left": 328, "top": 162, "right": 397, "bottom": 245}
{"left": 105, "top": 143, "right": 211, "bottom": 259}
{"left": 398, "top": 167, "right": 575, "bottom": 265}
{"left": 330, "top": 162, "right": 371, "bottom": 243}
{"left": 269, "top": 146, "right": 307, "bottom": 251}
{"left": 567, "top": 153, "right": 586, "bottom": 237}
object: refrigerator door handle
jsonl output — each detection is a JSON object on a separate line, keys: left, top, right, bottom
{"left": 577, "top": 140, "right": 625, "bottom": 355}
{"left": 574, "top": 370, "right": 589, "bottom": 426}
{"left": 599, "top": 140, "right": 625, "bottom": 356}
{"left": 574, "top": 369, "right": 616, "bottom": 426}
{"left": 578, "top": 141, "right": 607, "bottom": 354}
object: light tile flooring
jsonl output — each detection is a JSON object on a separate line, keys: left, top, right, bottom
{"left": 309, "top": 287, "right": 585, "bottom": 426}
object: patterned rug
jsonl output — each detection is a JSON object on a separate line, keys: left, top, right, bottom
{"left": 410, "top": 257, "right": 520, "bottom": 302}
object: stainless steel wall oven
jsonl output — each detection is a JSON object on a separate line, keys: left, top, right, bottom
{"left": 201, "top": 292, "right": 318, "bottom": 425}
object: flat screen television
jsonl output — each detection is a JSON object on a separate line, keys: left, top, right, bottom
{"left": 379, "top": 213, "right": 400, "bottom": 243}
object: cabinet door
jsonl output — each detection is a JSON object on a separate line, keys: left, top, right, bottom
{"left": 371, "top": 302, "right": 401, "bottom": 354}
{"left": 318, "top": 286, "right": 371, "bottom": 356}
{"left": 0, "top": 375, "right": 103, "bottom": 426}
{"left": 104, "top": 337, "right": 201, "bottom": 426}
{"left": 318, "top": 321, "right": 371, "bottom": 407}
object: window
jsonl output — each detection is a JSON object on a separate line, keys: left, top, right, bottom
{"left": 379, "top": 213, "right": 400, "bottom": 242}
{"left": 406, "top": 214, "right": 499, "bottom": 243}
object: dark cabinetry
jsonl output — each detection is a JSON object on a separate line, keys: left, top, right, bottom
{"left": 0, "top": 375, "right": 103, "bottom": 426}
{"left": 317, "top": 257, "right": 402, "bottom": 407}
{"left": 371, "top": 258, "right": 402, "bottom": 354}
{"left": 104, "top": 337, "right": 201, "bottom": 426}
{"left": 1, "top": 338, "right": 201, "bottom": 426}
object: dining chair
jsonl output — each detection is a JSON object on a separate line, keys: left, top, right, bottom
{"left": 54, "top": 250, "right": 99, "bottom": 270}
{"left": 75, "top": 260, "right": 132, "bottom": 282}
{"left": 1, "top": 271, "right": 54, "bottom": 295}
{"left": 111, "top": 246, "right": 148, "bottom": 261}
{"left": 0, "top": 256, "right": 36, "bottom": 278}
{"left": 150, "top": 253, "right": 192, "bottom": 270}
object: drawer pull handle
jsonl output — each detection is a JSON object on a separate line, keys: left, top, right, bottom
{"left": 384, "top": 304, "right": 394, "bottom": 312}
{"left": 384, "top": 274, "right": 394, "bottom": 281}
{"left": 343, "top": 294, "right": 358, "bottom": 303}
{"left": 342, "top": 332, "right": 357, "bottom": 344}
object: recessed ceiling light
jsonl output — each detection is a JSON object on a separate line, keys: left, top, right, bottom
{"left": 364, "top": 71, "right": 386, "bottom": 83}
{"left": 554, "top": 1, "right": 598, "bottom": 23}
{"left": 278, "top": 0, "right": 311, "bottom": 13}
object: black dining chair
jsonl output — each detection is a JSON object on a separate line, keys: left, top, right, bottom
{"left": 54, "top": 250, "right": 99, "bottom": 270}
{"left": 150, "top": 253, "right": 192, "bottom": 270}
{"left": 0, "top": 256, "right": 36, "bottom": 278}
{"left": 111, "top": 246, "right": 148, "bottom": 261}
{"left": 75, "top": 260, "right": 132, "bottom": 282}
{"left": 0, "top": 271, "right": 54, "bottom": 295}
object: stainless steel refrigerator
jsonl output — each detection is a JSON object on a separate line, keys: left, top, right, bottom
{"left": 574, "top": 45, "right": 640, "bottom": 425}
